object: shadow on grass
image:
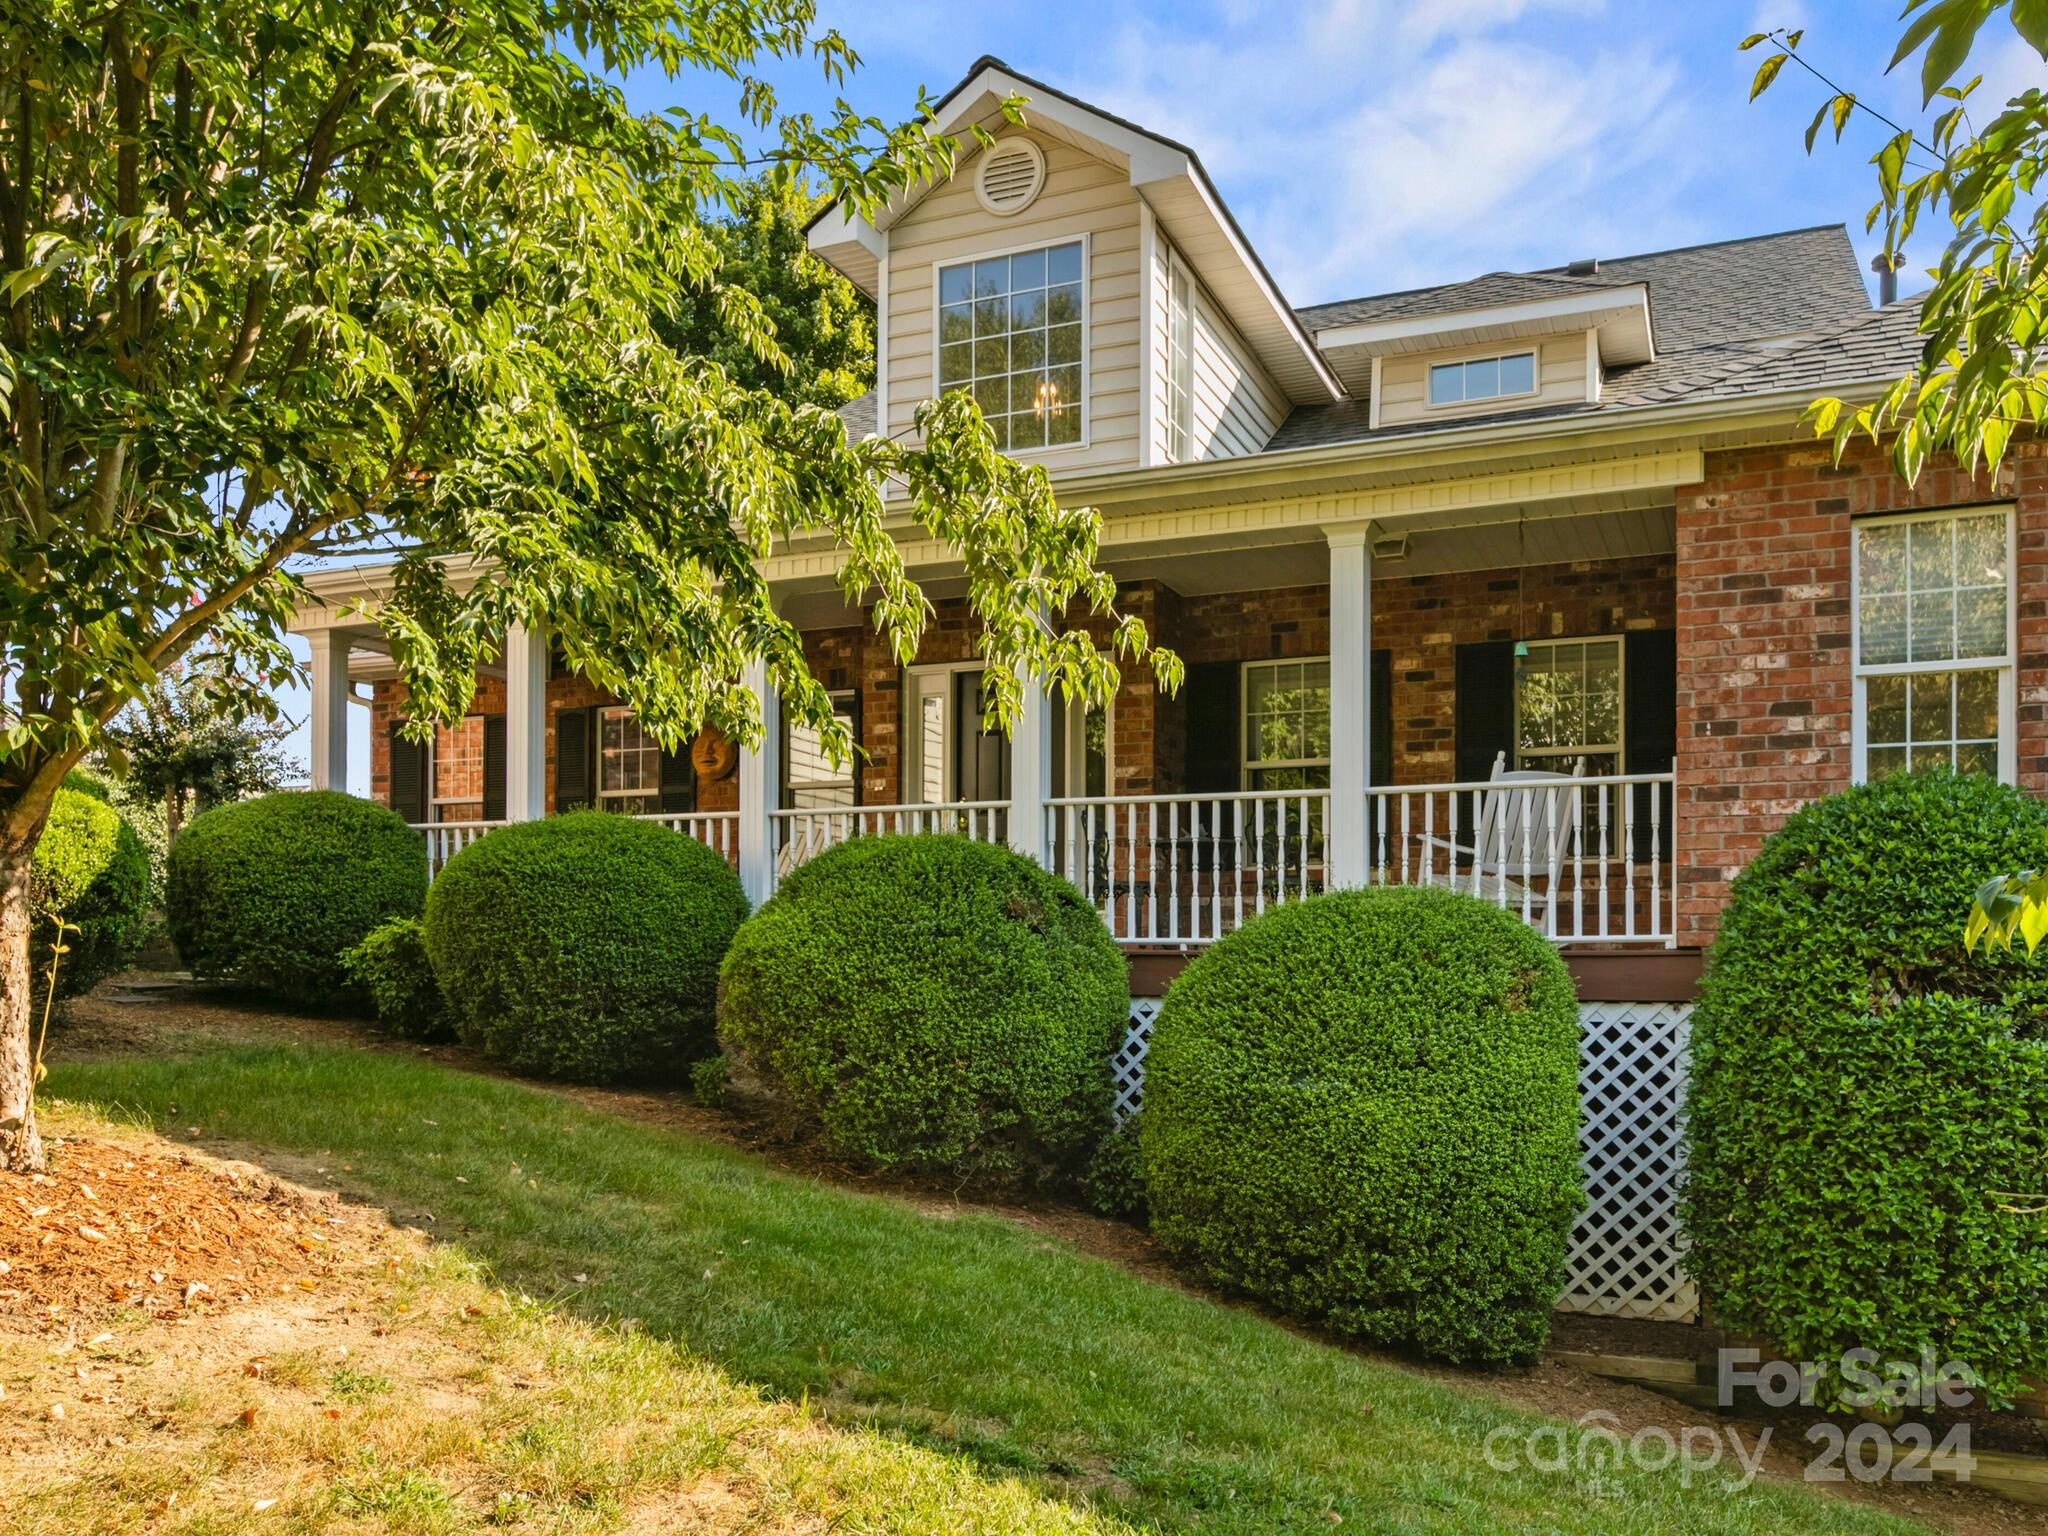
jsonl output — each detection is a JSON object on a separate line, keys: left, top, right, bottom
{"left": 45, "top": 1040, "right": 1933, "bottom": 1536}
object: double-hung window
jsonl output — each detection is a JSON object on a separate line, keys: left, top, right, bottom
{"left": 598, "top": 706, "right": 661, "bottom": 812}
{"left": 1515, "top": 638, "right": 1623, "bottom": 778}
{"left": 1854, "top": 507, "right": 2014, "bottom": 781}
{"left": 937, "top": 240, "right": 1084, "bottom": 451}
{"left": 783, "top": 693, "right": 858, "bottom": 809}
{"left": 1242, "top": 658, "right": 1332, "bottom": 789}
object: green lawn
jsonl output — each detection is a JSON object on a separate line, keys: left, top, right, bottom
{"left": 47, "top": 1041, "right": 1929, "bottom": 1535}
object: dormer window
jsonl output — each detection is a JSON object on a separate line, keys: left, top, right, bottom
{"left": 1427, "top": 350, "right": 1537, "bottom": 407}
{"left": 937, "top": 239, "right": 1085, "bottom": 451}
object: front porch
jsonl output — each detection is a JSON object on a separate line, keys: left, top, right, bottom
{"left": 305, "top": 500, "right": 1690, "bottom": 969}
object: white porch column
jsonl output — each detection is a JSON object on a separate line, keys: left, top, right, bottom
{"left": 1326, "top": 528, "right": 1374, "bottom": 888}
{"left": 737, "top": 656, "right": 782, "bottom": 908}
{"left": 1009, "top": 674, "right": 1053, "bottom": 862}
{"left": 308, "top": 628, "right": 352, "bottom": 792}
{"left": 503, "top": 621, "right": 547, "bottom": 822}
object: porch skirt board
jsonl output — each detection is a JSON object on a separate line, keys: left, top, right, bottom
{"left": 1111, "top": 997, "right": 1697, "bottom": 1324}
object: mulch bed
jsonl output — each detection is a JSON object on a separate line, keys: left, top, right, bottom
{"left": 0, "top": 1136, "right": 362, "bottom": 1328}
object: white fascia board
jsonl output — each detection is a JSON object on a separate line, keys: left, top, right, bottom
{"left": 1315, "top": 285, "right": 1653, "bottom": 358}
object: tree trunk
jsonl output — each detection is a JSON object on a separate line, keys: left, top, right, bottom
{"left": 0, "top": 838, "right": 44, "bottom": 1173}
{"left": 165, "top": 786, "right": 183, "bottom": 844}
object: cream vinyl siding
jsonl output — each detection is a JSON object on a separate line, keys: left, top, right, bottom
{"left": 885, "top": 132, "right": 1143, "bottom": 473}
{"left": 1188, "top": 285, "right": 1286, "bottom": 459}
{"left": 1376, "top": 332, "right": 1589, "bottom": 428}
{"left": 1145, "top": 233, "right": 1285, "bottom": 463}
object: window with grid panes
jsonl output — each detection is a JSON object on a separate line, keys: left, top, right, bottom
{"left": 937, "top": 241, "right": 1083, "bottom": 451}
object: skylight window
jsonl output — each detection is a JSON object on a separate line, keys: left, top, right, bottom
{"left": 1428, "top": 350, "right": 1537, "bottom": 407}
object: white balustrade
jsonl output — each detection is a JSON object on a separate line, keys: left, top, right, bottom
{"left": 1043, "top": 771, "right": 1676, "bottom": 947}
{"left": 413, "top": 820, "right": 504, "bottom": 877}
{"left": 636, "top": 811, "right": 742, "bottom": 867}
{"left": 770, "top": 800, "right": 1011, "bottom": 881}
{"left": 1361, "top": 771, "right": 1676, "bottom": 945}
{"left": 1043, "top": 789, "right": 1331, "bottom": 945}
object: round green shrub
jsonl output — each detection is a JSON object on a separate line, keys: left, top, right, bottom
{"left": 31, "top": 785, "right": 150, "bottom": 1002}
{"left": 1142, "top": 886, "right": 1582, "bottom": 1366}
{"left": 342, "top": 916, "right": 451, "bottom": 1041}
{"left": 1685, "top": 769, "right": 2048, "bottom": 1404}
{"left": 424, "top": 812, "right": 746, "bottom": 1082}
{"left": 167, "top": 790, "right": 426, "bottom": 1003}
{"left": 716, "top": 835, "right": 1126, "bottom": 1187}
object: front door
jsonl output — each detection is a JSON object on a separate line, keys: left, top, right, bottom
{"left": 904, "top": 664, "right": 1009, "bottom": 804}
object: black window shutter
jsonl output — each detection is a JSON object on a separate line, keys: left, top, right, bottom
{"left": 659, "top": 738, "right": 696, "bottom": 813}
{"left": 388, "top": 724, "right": 427, "bottom": 824}
{"left": 1370, "top": 648, "right": 1392, "bottom": 787}
{"left": 1624, "top": 628, "right": 1677, "bottom": 862}
{"left": 554, "top": 706, "right": 595, "bottom": 812}
{"left": 1454, "top": 640, "right": 1516, "bottom": 784}
{"left": 1181, "top": 660, "right": 1241, "bottom": 793}
{"left": 481, "top": 714, "right": 507, "bottom": 821}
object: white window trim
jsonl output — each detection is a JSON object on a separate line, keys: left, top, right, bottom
{"left": 1513, "top": 635, "right": 1626, "bottom": 770}
{"left": 596, "top": 704, "right": 660, "bottom": 801}
{"left": 783, "top": 689, "right": 860, "bottom": 809}
{"left": 1426, "top": 348, "right": 1539, "bottom": 411}
{"left": 1850, "top": 503, "right": 2017, "bottom": 784}
{"left": 1164, "top": 249, "right": 1194, "bottom": 464}
{"left": 929, "top": 231, "right": 1091, "bottom": 457}
{"left": 1240, "top": 655, "right": 1333, "bottom": 787}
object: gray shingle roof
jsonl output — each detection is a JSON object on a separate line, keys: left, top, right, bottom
{"left": 1298, "top": 270, "right": 1623, "bottom": 332}
{"left": 836, "top": 389, "right": 878, "bottom": 442}
{"left": 1265, "top": 226, "right": 1904, "bottom": 455}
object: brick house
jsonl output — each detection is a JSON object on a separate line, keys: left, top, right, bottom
{"left": 290, "top": 57, "right": 1998, "bottom": 1010}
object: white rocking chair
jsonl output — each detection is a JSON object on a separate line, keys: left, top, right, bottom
{"left": 1420, "top": 752, "right": 1584, "bottom": 910}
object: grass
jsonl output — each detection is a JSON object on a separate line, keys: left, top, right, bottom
{"left": 39, "top": 1040, "right": 1932, "bottom": 1535}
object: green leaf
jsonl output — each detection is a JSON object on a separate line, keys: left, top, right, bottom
{"left": 2012, "top": 0, "right": 2048, "bottom": 55}
{"left": 1750, "top": 50, "right": 1790, "bottom": 101}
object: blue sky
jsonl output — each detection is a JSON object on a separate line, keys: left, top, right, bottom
{"left": 287, "top": 0, "right": 2047, "bottom": 791}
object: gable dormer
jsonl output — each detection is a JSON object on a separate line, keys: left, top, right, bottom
{"left": 808, "top": 58, "right": 1342, "bottom": 475}
{"left": 1304, "top": 274, "right": 1656, "bottom": 430}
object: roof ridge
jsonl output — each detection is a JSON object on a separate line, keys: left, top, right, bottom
{"left": 1299, "top": 224, "right": 1852, "bottom": 319}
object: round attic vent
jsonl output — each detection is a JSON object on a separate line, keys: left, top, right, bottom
{"left": 975, "top": 138, "right": 1046, "bottom": 217}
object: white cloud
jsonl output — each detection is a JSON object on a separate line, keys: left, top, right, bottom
{"left": 1070, "top": 1, "right": 1692, "bottom": 303}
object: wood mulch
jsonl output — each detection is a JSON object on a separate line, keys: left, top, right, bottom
{"left": 0, "top": 1135, "right": 368, "bottom": 1329}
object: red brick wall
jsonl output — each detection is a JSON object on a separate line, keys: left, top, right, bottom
{"left": 368, "top": 669, "right": 742, "bottom": 817}
{"left": 1674, "top": 438, "right": 2038, "bottom": 947}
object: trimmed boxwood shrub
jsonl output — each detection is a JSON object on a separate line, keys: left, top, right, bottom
{"left": 424, "top": 812, "right": 746, "bottom": 1081}
{"left": 167, "top": 790, "right": 426, "bottom": 1003}
{"left": 342, "top": 917, "right": 451, "bottom": 1041}
{"left": 1685, "top": 769, "right": 2048, "bottom": 1405}
{"left": 1142, "top": 885, "right": 1582, "bottom": 1366}
{"left": 31, "top": 785, "right": 150, "bottom": 1002}
{"left": 716, "top": 835, "right": 1126, "bottom": 1187}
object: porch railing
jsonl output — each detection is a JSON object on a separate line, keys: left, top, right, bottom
{"left": 770, "top": 800, "right": 1010, "bottom": 881}
{"left": 635, "top": 810, "right": 741, "bottom": 867}
{"left": 1044, "top": 771, "right": 1677, "bottom": 948}
{"left": 1363, "top": 772, "right": 1676, "bottom": 946}
{"left": 414, "top": 819, "right": 504, "bottom": 876}
{"left": 1044, "top": 789, "right": 1330, "bottom": 945}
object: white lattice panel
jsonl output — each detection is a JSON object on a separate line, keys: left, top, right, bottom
{"left": 1564, "top": 1001, "right": 1695, "bottom": 1321}
{"left": 1108, "top": 995, "right": 1696, "bottom": 1322}
{"left": 1112, "top": 999, "right": 1162, "bottom": 1122}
